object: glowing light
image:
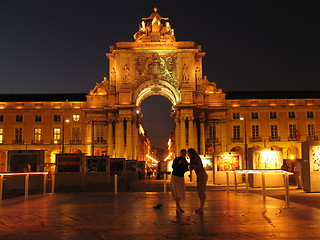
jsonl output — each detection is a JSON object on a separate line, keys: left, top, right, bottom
{"left": 146, "top": 154, "right": 158, "bottom": 163}
{"left": 164, "top": 152, "right": 173, "bottom": 161}
{"left": 240, "top": 117, "right": 244, "bottom": 120}
{"left": 136, "top": 110, "right": 140, "bottom": 114}
{"left": 289, "top": 155, "right": 295, "bottom": 160}
{"left": 65, "top": 119, "right": 70, "bottom": 123}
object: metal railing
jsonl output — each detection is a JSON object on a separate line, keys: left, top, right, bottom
{"left": 226, "top": 170, "right": 294, "bottom": 208}
{"left": 0, "top": 172, "right": 54, "bottom": 202}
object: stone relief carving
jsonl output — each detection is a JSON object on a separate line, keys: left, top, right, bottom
{"left": 203, "top": 76, "right": 222, "bottom": 94}
{"left": 134, "top": 52, "right": 177, "bottom": 88}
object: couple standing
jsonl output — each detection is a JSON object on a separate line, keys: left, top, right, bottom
{"left": 170, "top": 148, "right": 208, "bottom": 214}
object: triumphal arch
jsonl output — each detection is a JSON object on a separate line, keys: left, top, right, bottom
{"left": 86, "top": 8, "right": 226, "bottom": 159}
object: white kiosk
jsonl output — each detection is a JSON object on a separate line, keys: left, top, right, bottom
{"left": 248, "top": 148, "right": 283, "bottom": 187}
{"left": 301, "top": 141, "right": 320, "bottom": 192}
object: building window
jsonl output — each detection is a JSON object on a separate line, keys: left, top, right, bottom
{"left": 307, "top": 111, "right": 314, "bottom": 119}
{"left": 35, "top": 115, "right": 42, "bottom": 122}
{"left": 0, "top": 115, "right": 4, "bottom": 122}
{"left": 270, "top": 112, "right": 277, "bottom": 119}
{"left": 251, "top": 112, "right": 259, "bottom": 119}
{"left": 15, "top": 115, "right": 23, "bottom": 122}
{"left": 233, "top": 125, "right": 241, "bottom": 141}
{"left": 288, "top": 112, "right": 296, "bottom": 119}
{"left": 251, "top": 125, "right": 260, "bottom": 141}
{"left": 53, "top": 115, "right": 61, "bottom": 122}
{"left": 307, "top": 124, "right": 315, "bottom": 139}
{"left": 0, "top": 128, "right": 3, "bottom": 144}
{"left": 15, "top": 128, "right": 23, "bottom": 143}
{"left": 34, "top": 128, "right": 42, "bottom": 143}
{"left": 232, "top": 113, "right": 240, "bottom": 119}
{"left": 288, "top": 124, "right": 297, "bottom": 140}
{"left": 53, "top": 128, "right": 61, "bottom": 140}
{"left": 72, "top": 127, "right": 80, "bottom": 140}
{"left": 96, "top": 126, "right": 104, "bottom": 143}
{"left": 72, "top": 114, "right": 80, "bottom": 122}
{"left": 270, "top": 125, "right": 279, "bottom": 141}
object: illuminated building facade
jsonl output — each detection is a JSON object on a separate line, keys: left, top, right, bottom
{"left": 0, "top": 8, "right": 319, "bottom": 171}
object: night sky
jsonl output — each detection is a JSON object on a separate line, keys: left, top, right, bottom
{"left": 0, "top": 0, "right": 319, "bottom": 148}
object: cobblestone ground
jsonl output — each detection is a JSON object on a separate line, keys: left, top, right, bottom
{"left": 0, "top": 191, "right": 320, "bottom": 240}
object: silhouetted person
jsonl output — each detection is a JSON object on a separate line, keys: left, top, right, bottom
{"left": 170, "top": 149, "right": 189, "bottom": 214}
{"left": 188, "top": 148, "right": 208, "bottom": 213}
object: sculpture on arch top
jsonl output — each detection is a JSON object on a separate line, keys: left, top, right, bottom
{"left": 134, "top": 8, "right": 175, "bottom": 42}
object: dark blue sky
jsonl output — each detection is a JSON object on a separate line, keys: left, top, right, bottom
{"left": 0, "top": 0, "right": 319, "bottom": 148}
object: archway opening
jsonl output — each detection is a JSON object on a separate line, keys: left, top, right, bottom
{"left": 140, "top": 95, "right": 174, "bottom": 161}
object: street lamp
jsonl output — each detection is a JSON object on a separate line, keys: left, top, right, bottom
{"left": 62, "top": 118, "right": 70, "bottom": 154}
{"left": 240, "top": 117, "right": 248, "bottom": 169}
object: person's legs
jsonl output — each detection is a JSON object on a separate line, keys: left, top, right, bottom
{"left": 196, "top": 173, "right": 208, "bottom": 212}
{"left": 175, "top": 198, "right": 184, "bottom": 212}
{"left": 295, "top": 173, "right": 302, "bottom": 188}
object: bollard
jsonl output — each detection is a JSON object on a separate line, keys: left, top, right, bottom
{"left": 164, "top": 173, "right": 167, "bottom": 193}
{"left": 245, "top": 172, "right": 249, "bottom": 195}
{"left": 25, "top": 174, "right": 30, "bottom": 200}
{"left": 0, "top": 175, "right": 3, "bottom": 202}
{"left": 234, "top": 171, "right": 237, "bottom": 193}
{"left": 43, "top": 173, "right": 47, "bottom": 194}
{"left": 261, "top": 172, "right": 266, "bottom": 202}
{"left": 226, "top": 172, "right": 229, "bottom": 193}
{"left": 51, "top": 174, "right": 55, "bottom": 194}
{"left": 284, "top": 172, "right": 290, "bottom": 208}
{"left": 114, "top": 174, "right": 118, "bottom": 194}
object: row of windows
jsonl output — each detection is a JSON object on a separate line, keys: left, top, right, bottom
{"left": 0, "top": 127, "right": 81, "bottom": 144}
{"left": 0, "top": 114, "right": 81, "bottom": 123}
{"left": 232, "top": 111, "right": 315, "bottom": 120}
{"left": 232, "top": 124, "right": 316, "bottom": 141}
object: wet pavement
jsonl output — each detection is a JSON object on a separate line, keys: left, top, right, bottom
{"left": 0, "top": 190, "right": 320, "bottom": 240}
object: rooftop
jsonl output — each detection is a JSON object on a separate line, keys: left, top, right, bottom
{"left": 0, "top": 93, "right": 87, "bottom": 102}
{"left": 225, "top": 90, "right": 320, "bottom": 100}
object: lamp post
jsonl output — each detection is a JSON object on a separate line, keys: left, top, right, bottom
{"left": 240, "top": 117, "right": 248, "bottom": 169}
{"left": 62, "top": 118, "right": 70, "bottom": 154}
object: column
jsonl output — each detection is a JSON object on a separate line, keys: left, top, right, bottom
{"left": 107, "top": 121, "right": 113, "bottom": 156}
{"left": 85, "top": 122, "right": 92, "bottom": 156}
{"left": 174, "top": 118, "right": 180, "bottom": 155}
{"left": 126, "top": 118, "right": 132, "bottom": 159}
{"left": 180, "top": 117, "right": 186, "bottom": 150}
{"left": 188, "top": 117, "right": 194, "bottom": 149}
{"left": 200, "top": 120, "right": 205, "bottom": 155}
{"left": 133, "top": 121, "right": 139, "bottom": 160}
{"left": 115, "top": 118, "right": 124, "bottom": 158}
{"left": 193, "top": 120, "right": 198, "bottom": 153}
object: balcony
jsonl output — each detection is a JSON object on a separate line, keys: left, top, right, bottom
{"left": 288, "top": 136, "right": 299, "bottom": 141}
{"left": 51, "top": 140, "right": 62, "bottom": 144}
{"left": 250, "top": 136, "right": 262, "bottom": 142}
{"left": 94, "top": 139, "right": 107, "bottom": 144}
{"left": 206, "top": 138, "right": 219, "bottom": 144}
{"left": 12, "top": 140, "right": 24, "bottom": 144}
{"left": 70, "top": 140, "right": 82, "bottom": 144}
{"left": 231, "top": 137, "right": 243, "bottom": 143}
{"left": 269, "top": 136, "right": 281, "bottom": 141}
{"left": 307, "top": 136, "right": 318, "bottom": 141}
{"left": 31, "top": 140, "right": 43, "bottom": 145}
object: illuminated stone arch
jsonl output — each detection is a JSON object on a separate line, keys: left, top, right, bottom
{"left": 71, "top": 148, "right": 82, "bottom": 154}
{"left": 133, "top": 80, "right": 181, "bottom": 106}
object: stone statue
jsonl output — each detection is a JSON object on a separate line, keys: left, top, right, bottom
{"left": 182, "top": 64, "right": 189, "bottom": 83}
{"left": 142, "top": 7, "right": 169, "bottom": 32}
{"left": 134, "top": 8, "right": 175, "bottom": 42}
{"left": 122, "top": 64, "right": 130, "bottom": 84}
{"left": 90, "top": 77, "right": 109, "bottom": 95}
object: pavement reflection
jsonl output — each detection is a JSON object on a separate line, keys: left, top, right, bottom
{"left": 0, "top": 191, "right": 320, "bottom": 239}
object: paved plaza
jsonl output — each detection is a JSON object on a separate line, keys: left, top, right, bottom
{"left": 1, "top": 189, "right": 320, "bottom": 240}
